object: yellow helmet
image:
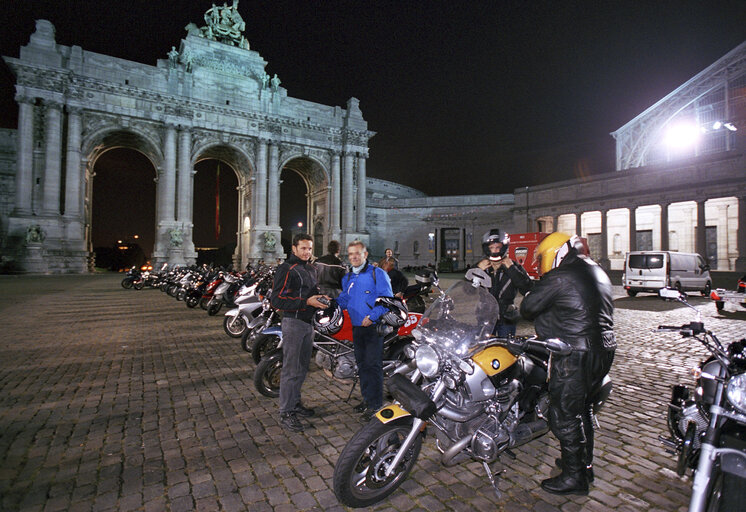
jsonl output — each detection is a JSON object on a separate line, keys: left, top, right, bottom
{"left": 535, "top": 232, "right": 576, "bottom": 276}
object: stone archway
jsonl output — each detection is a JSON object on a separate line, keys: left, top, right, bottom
{"left": 82, "top": 127, "right": 164, "bottom": 270}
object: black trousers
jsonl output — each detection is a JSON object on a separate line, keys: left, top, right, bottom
{"left": 548, "top": 349, "right": 615, "bottom": 474}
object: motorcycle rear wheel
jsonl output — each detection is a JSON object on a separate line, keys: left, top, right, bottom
{"left": 207, "top": 301, "right": 222, "bottom": 316}
{"left": 176, "top": 289, "right": 187, "bottom": 301}
{"left": 199, "top": 297, "right": 210, "bottom": 310}
{"left": 254, "top": 349, "right": 282, "bottom": 397}
{"left": 167, "top": 284, "right": 179, "bottom": 297}
{"left": 121, "top": 278, "right": 133, "bottom": 289}
{"left": 251, "top": 333, "right": 281, "bottom": 364}
{"left": 185, "top": 294, "right": 199, "bottom": 308}
{"left": 333, "top": 417, "right": 422, "bottom": 508}
{"left": 223, "top": 315, "right": 247, "bottom": 338}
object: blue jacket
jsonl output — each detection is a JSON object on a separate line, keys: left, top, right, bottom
{"left": 336, "top": 261, "right": 393, "bottom": 326}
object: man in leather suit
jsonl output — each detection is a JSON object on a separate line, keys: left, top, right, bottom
{"left": 520, "top": 232, "right": 616, "bottom": 495}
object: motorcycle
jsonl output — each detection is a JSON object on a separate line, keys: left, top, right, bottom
{"left": 657, "top": 287, "right": 746, "bottom": 512}
{"left": 243, "top": 299, "right": 282, "bottom": 358}
{"left": 252, "top": 302, "right": 421, "bottom": 399}
{"left": 332, "top": 268, "right": 612, "bottom": 508}
{"left": 121, "top": 266, "right": 143, "bottom": 290}
{"left": 401, "top": 268, "right": 434, "bottom": 314}
{"left": 223, "top": 267, "right": 274, "bottom": 338}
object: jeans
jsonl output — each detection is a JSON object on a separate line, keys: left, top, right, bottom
{"left": 352, "top": 325, "right": 384, "bottom": 410}
{"left": 279, "top": 317, "right": 314, "bottom": 414}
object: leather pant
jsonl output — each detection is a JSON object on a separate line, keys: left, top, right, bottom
{"left": 548, "top": 349, "right": 615, "bottom": 476}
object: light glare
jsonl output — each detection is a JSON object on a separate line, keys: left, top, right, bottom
{"left": 666, "top": 122, "right": 699, "bottom": 149}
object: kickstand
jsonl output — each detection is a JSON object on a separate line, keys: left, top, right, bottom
{"left": 344, "top": 378, "right": 358, "bottom": 403}
{"left": 482, "top": 462, "right": 502, "bottom": 499}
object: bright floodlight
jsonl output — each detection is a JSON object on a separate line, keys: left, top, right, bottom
{"left": 713, "top": 121, "right": 722, "bottom": 130}
{"left": 297, "top": 221, "right": 303, "bottom": 228}
{"left": 665, "top": 122, "right": 699, "bottom": 149}
{"left": 724, "top": 122, "right": 738, "bottom": 132}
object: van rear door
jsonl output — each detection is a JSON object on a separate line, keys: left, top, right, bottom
{"left": 626, "top": 253, "right": 667, "bottom": 290}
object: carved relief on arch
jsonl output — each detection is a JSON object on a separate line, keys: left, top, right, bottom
{"left": 80, "top": 115, "right": 164, "bottom": 167}
{"left": 192, "top": 141, "right": 254, "bottom": 185}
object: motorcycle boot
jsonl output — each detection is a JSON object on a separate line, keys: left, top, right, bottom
{"left": 542, "top": 444, "right": 588, "bottom": 495}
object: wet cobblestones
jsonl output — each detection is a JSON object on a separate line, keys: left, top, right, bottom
{"left": 0, "top": 274, "right": 744, "bottom": 511}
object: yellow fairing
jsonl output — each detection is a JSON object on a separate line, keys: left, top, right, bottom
{"left": 375, "top": 404, "right": 411, "bottom": 424}
{"left": 472, "top": 346, "right": 517, "bottom": 376}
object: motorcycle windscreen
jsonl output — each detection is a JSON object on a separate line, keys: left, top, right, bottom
{"left": 414, "top": 280, "right": 499, "bottom": 357}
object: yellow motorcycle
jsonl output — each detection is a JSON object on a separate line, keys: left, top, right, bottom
{"left": 332, "top": 268, "right": 612, "bottom": 507}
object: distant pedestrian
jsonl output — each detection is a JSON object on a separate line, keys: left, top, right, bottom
{"left": 314, "top": 240, "right": 346, "bottom": 298}
{"left": 270, "top": 234, "right": 330, "bottom": 432}
{"left": 384, "top": 248, "right": 399, "bottom": 269}
{"left": 379, "top": 258, "right": 408, "bottom": 297}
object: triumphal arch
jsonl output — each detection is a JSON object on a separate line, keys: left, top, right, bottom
{"left": 2, "top": 1, "right": 372, "bottom": 271}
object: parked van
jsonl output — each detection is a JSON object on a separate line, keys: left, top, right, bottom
{"left": 623, "top": 251, "right": 711, "bottom": 297}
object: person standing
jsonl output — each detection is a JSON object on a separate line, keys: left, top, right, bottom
{"left": 336, "top": 241, "right": 393, "bottom": 421}
{"left": 270, "top": 234, "right": 329, "bottom": 433}
{"left": 477, "top": 228, "right": 531, "bottom": 337}
{"left": 384, "top": 248, "right": 399, "bottom": 269}
{"left": 314, "top": 240, "right": 346, "bottom": 298}
{"left": 379, "top": 258, "right": 408, "bottom": 298}
{"left": 520, "top": 232, "right": 616, "bottom": 495}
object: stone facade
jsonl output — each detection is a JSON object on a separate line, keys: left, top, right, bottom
{"left": 0, "top": 14, "right": 373, "bottom": 272}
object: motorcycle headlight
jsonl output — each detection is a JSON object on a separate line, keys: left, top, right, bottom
{"left": 415, "top": 345, "right": 441, "bottom": 378}
{"left": 726, "top": 373, "right": 746, "bottom": 414}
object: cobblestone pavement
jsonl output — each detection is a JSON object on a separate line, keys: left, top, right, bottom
{"left": 0, "top": 274, "right": 744, "bottom": 512}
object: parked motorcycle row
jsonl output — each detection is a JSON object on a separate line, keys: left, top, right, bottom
{"left": 118, "top": 262, "right": 742, "bottom": 510}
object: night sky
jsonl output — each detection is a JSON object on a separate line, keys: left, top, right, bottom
{"left": 1, "top": 1, "right": 745, "bottom": 254}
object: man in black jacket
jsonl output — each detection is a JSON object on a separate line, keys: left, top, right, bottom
{"left": 314, "top": 240, "right": 346, "bottom": 298}
{"left": 270, "top": 234, "right": 329, "bottom": 432}
{"left": 520, "top": 232, "right": 616, "bottom": 495}
{"left": 477, "top": 229, "right": 531, "bottom": 336}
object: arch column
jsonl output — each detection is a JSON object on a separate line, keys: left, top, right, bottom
{"left": 63, "top": 107, "right": 86, "bottom": 256}
{"left": 13, "top": 95, "right": 34, "bottom": 215}
{"left": 660, "top": 202, "right": 670, "bottom": 251}
{"left": 41, "top": 100, "right": 63, "bottom": 216}
{"left": 356, "top": 154, "right": 367, "bottom": 232}
{"left": 343, "top": 151, "right": 354, "bottom": 234}
{"left": 574, "top": 212, "right": 581, "bottom": 237}
{"left": 254, "top": 139, "right": 268, "bottom": 227}
{"left": 599, "top": 209, "right": 609, "bottom": 270}
{"left": 331, "top": 151, "right": 341, "bottom": 239}
{"left": 696, "top": 199, "right": 706, "bottom": 257}
{"left": 736, "top": 196, "right": 746, "bottom": 271}
{"left": 268, "top": 141, "right": 280, "bottom": 227}
{"left": 177, "top": 127, "right": 195, "bottom": 263}
{"left": 628, "top": 206, "right": 637, "bottom": 252}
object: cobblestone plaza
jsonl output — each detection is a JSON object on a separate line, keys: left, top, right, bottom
{"left": 1, "top": 274, "right": 744, "bottom": 511}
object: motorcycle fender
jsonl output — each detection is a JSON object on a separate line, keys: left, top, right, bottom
{"left": 225, "top": 308, "right": 239, "bottom": 318}
{"left": 261, "top": 326, "right": 283, "bottom": 337}
{"left": 375, "top": 404, "right": 411, "bottom": 424}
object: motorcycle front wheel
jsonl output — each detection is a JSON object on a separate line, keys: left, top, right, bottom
{"left": 133, "top": 280, "right": 144, "bottom": 290}
{"left": 333, "top": 417, "right": 422, "bottom": 508}
{"left": 251, "top": 333, "right": 281, "bottom": 364}
{"left": 223, "top": 315, "right": 247, "bottom": 338}
{"left": 121, "top": 278, "right": 133, "bottom": 289}
{"left": 253, "top": 349, "right": 282, "bottom": 397}
{"left": 185, "top": 294, "right": 199, "bottom": 308}
{"left": 199, "top": 297, "right": 210, "bottom": 310}
{"left": 705, "top": 467, "right": 746, "bottom": 512}
{"left": 176, "top": 288, "right": 187, "bottom": 301}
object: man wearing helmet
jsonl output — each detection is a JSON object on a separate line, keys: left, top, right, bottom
{"left": 520, "top": 232, "right": 616, "bottom": 495}
{"left": 336, "top": 241, "right": 393, "bottom": 422}
{"left": 477, "top": 229, "right": 531, "bottom": 337}
{"left": 270, "top": 233, "right": 330, "bottom": 432}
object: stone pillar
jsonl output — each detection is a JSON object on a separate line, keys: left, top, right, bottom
{"left": 63, "top": 107, "right": 82, "bottom": 218}
{"left": 343, "top": 152, "right": 354, "bottom": 233}
{"left": 628, "top": 206, "right": 637, "bottom": 252}
{"left": 14, "top": 95, "right": 35, "bottom": 215}
{"left": 331, "top": 151, "right": 341, "bottom": 237}
{"left": 254, "top": 139, "right": 268, "bottom": 227}
{"left": 696, "top": 199, "right": 706, "bottom": 257}
{"left": 551, "top": 215, "right": 558, "bottom": 233}
{"left": 176, "top": 128, "right": 191, "bottom": 224}
{"left": 159, "top": 124, "right": 177, "bottom": 223}
{"left": 41, "top": 100, "right": 63, "bottom": 215}
{"left": 660, "top": 203, "right": 669, "bottom": 251}
{"left": 268, "top": 142, "right": 280, "bottom": 226}
{"left": 574, "top": 213, "right": 581, "bottom": 237}
{"left": 356, "top": 154, "right": 366, "bottom": 232}
{"left": 599, "top": 209, "right": 609, "bottom": 270}
{"left": 736, "top": 196, "right": 746, "bottom": 272}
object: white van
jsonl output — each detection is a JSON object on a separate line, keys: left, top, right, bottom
{"left": 623, "top": 251, "right": 712, "bottom": 297}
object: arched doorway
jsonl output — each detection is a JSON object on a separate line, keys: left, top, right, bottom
{"left": 90, "top": 149, "right": 156, "bottom": 271}
{"left": 278, "top": 156, "right": 329, "bottom": 258}
{"left": 192, "top": 159, "right": 238, "bottom": 267}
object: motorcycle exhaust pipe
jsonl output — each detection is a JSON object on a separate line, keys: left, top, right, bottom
{"left": 441, "top": 435, "right": 473, "bottom": 467}
{"left": 437, "top": 404, "right": 485, "bottom": 423}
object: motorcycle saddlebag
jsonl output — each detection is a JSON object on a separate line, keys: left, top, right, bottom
{"left": 386, "top": 373, "right": 437, "bottom": 420}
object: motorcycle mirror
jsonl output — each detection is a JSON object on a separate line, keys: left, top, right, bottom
{"left": 464, "top": 268, "right": 492, "bottom": 289}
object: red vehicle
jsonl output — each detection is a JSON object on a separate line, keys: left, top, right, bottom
{"left": 507, "top": 232, "right": 589, "bottom": 279}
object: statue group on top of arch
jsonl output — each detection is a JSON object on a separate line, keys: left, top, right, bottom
{"left": 185, "top": 0, "right": 249, "bottom": 49}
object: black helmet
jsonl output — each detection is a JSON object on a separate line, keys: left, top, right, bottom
{"left": 313, "top": 302, "right": 343, "bottom": 335}
{"left": 375, "top": 296, "right": 408, "bottom": 327}
{"left": 481, "top": 229, "right": 510, "bottom": 261}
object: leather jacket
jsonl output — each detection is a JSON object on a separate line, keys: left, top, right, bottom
{"left": 270, "top": 254, "right": 320, "bottom": 323}
{"left": 482, "top": 261, "right": 531, "bottom": 324}
{"left": 520, "top": 250, "right": 615, "bottom": 352}
{"left": 314, "top": 254, "right": 346, "bottom": 298}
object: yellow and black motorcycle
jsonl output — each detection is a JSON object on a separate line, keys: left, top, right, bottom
{"left": 333, "top": 268, "right": 612, "bottom": 508}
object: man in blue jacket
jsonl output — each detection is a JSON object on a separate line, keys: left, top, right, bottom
{"left": 336, "top": 241, "right": 393, "bottom": 421}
